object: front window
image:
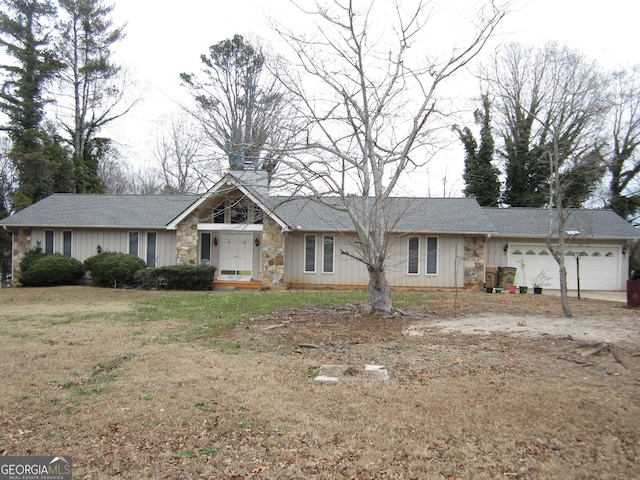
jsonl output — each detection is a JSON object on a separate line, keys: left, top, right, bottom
{"left": 63, "top": 231, "right": 72, "bottom": 257}
{"left": 304, "top": 235, "right": 316, "bottom": 273}
{"left": 323, "top": 235, "right": 334, "bottom": 273}
{"left": 408, "top": 236, "right": 419, "bottom": 274}
{"left": 426, "top": 236, "right": 438, "bottom": 275}
{"left": 129, "top": 232, "right": 139, "bottom": 256}
{"left": 45, "top": 230, "right": 54, "bottom": 254}
{"left": 146, "top": 232, "right": 157, "bottom": 267}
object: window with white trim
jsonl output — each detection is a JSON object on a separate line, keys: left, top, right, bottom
{"left": 323, "top": 235, "right": 334, "bottom": 273}
{"left": 63, "top": 231, "right": 72, "bottom": 257}
{"left": 304, "top": 235, "right": 316, "bottom": 272}
{"left": 44, "top": 230, "right": 54, "bottom": 254}
{"left": 201, "top": 233, "right": 211, "bottom": 262}
{"left": 408, "top": 236, "right": 419, "bottom": 274}
{"left": 129, "top": 231, "right": 139, "bottom": 256}
{"left": 426, "top": 236, "right": 438, "bottom": 275}
{"left": 146, "top": 232, "right": 157, "bottom": 267}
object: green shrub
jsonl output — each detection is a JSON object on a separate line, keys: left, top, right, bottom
{"left": 20, "top": 254, "right": 85, "bottom": 287}
{"left": 149, "top": 265, "right": 216, "bottom": 290}
{"left": 84, "top": 252, "right": 147, "bottom": 288}
{"left": 18, "top": 245, "right": 46, "bottom": 281}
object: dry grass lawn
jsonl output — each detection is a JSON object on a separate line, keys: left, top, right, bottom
{"left": 0, "top": 286, "right": 639, "bottom": 479}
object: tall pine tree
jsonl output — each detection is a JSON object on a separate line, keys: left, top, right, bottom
{"left": 455, "top": 95, "right": 500, "bottom": 206}
{"left": 0, "top": 0, "right": 66, "bottom": 208}
{"left": 57, "top": 0, "right": 127, "bottom": 193}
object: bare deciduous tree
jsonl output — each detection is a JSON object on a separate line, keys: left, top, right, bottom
{"left": 486, "top": 42, "right": 608, "bottom": 316}
{"left": 180, "top": 35, "right": 298, "bottom": 180}
{"left": 151, "top": 114, "right": 211, "bottom": 193}
{"left": 273, "top": 0, "right": 508, "bottom": 313}
{"left": 605, "top": 66, "right": 640, "bottom": 222}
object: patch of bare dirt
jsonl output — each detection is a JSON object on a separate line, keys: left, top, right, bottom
{"left": 1, "top": 287, "right": 639, "bottom": 479}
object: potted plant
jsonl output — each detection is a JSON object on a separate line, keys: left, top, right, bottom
{"left": 532, "top": 270, "right": 551, "bottom": 294}
{"left": 518, "top": 257, "right": 528, "bottom": 293}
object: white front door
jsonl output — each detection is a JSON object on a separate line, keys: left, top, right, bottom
{"left": 219, "top": 232, "right": 253, "bottom": 280}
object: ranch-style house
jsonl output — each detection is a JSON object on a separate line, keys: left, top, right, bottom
{"left": 2, "top": 171, "right": 639, "bottom": 291}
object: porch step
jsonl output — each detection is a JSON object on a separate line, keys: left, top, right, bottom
{"left": 213, "top": 280, "right": 263, "bottom": 290}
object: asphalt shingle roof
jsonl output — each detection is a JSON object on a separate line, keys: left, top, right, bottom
{"left": 266, "top": 196, "right": 494, "bottom": 233}
{"left": 0, "top": 194, "right": 199, "bottom": 228}
{"left": 482, "top": 207, "right": 640, "bottom": 239}
{"left": 2, "top": 189, "right": 638, "bottom": 240}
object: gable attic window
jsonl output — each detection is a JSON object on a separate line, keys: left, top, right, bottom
{"left": 230, "top": 199, "right": 248, "bottom": 224}
{"left": 213, "top": 203, "right": 225, "bottom": 223}
{"left": 426, "top": 236, "right": 438, "bottom": 275}
{"left": 44, "top": 230, "right": 54, "bottom": 254}
{"left": 304, "top": 235, "right": 316, "bottom": 273}
{"left": 129, "top": 232, "right": 139, "bottom": 256}
{"left": 408, "top": 236, "right": 419, "bottom": 274}
{"left": 63, "top": 231, "right": 72, "bottom": 257}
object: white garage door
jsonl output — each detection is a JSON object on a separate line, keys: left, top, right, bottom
{"left": 508, "top": 244, "right": 621, "bottom": 291}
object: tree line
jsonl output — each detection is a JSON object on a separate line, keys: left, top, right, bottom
{"left": 456, "top": 42, "right": 640, "bottom": 223}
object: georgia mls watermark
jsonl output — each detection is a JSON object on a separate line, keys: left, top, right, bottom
{"left": 0, "top": 456, "right": 72, "bottom": 480}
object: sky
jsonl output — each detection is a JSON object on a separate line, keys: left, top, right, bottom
{"left": 107, "top": 0, "right": 640, "bottom": 196}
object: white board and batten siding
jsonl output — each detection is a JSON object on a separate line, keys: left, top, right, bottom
{"left": 486, "top": 237, "right": 628, "bottom": 291}
{"left": 284, "top": 232, "right": 464, "bottom": 288}
{"left": 30, "top": 228, "right": 177, "bottom": 268}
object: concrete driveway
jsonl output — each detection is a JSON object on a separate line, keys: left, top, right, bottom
{"left": 542, "top": 289, "right": 627, "bottom": 303}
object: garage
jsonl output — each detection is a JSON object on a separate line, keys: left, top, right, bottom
{"left": 508, "top": 244, "right": 622, "bottom": 291}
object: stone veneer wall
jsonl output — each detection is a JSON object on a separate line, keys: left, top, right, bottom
{"left": 10, "top": 228, "right": 32, "bottom": 285}
{"left": 261, "top": 216, "right": 285, "bottom": 288}
{"left": 176, "top": 212, "right": 199, "bottom": 265}
{"left": 464, "top": 236, "right": 485, "bottom": 289}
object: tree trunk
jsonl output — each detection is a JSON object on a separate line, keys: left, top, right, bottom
{"left": 558, "top": 262, "right": 573, "bottom": 317}
{"left": 367, "top": 264, "right": 392, "bottom": 314}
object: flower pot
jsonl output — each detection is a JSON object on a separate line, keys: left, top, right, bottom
{"left": 486, "top": 287, "right": 493, "bottom": 293}
{"left": 508, "top": 285, "right": 517, "bottom": 294}
{"left": 495, "top": 287, "right": 502, "bottom": 293}
{"left": 533, "top": 287, "right": 542, "bottom": 295}
{"left": 519, "top": 286, "right": 528, "bottom": 294}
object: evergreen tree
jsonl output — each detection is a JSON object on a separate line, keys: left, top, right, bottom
{"left": 489, "top": 43, "right": 605, "bottom": 209}
{"left": 56, "top": 0, "right": 126, "bottom": 193}
{"left": 501, "top": 104, "right": 550, "bottom": 207}
{"left": 455, "top": 95, "right": 500, "bottom": 206}
{"left": 0, "top": 0, "right": 64, "bottom": 206}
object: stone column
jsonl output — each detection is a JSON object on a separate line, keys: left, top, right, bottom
{"left": 11, "top": 228, "right": 32, "bottom": 285}
{"left": 261, "top": 216, "right": 285, "bottom": 288}
{"left": 176, "top": 213, "right": 199, "bottom": 265}
{"left": 464, "top": 236, "right": 485, "bottom": 289}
